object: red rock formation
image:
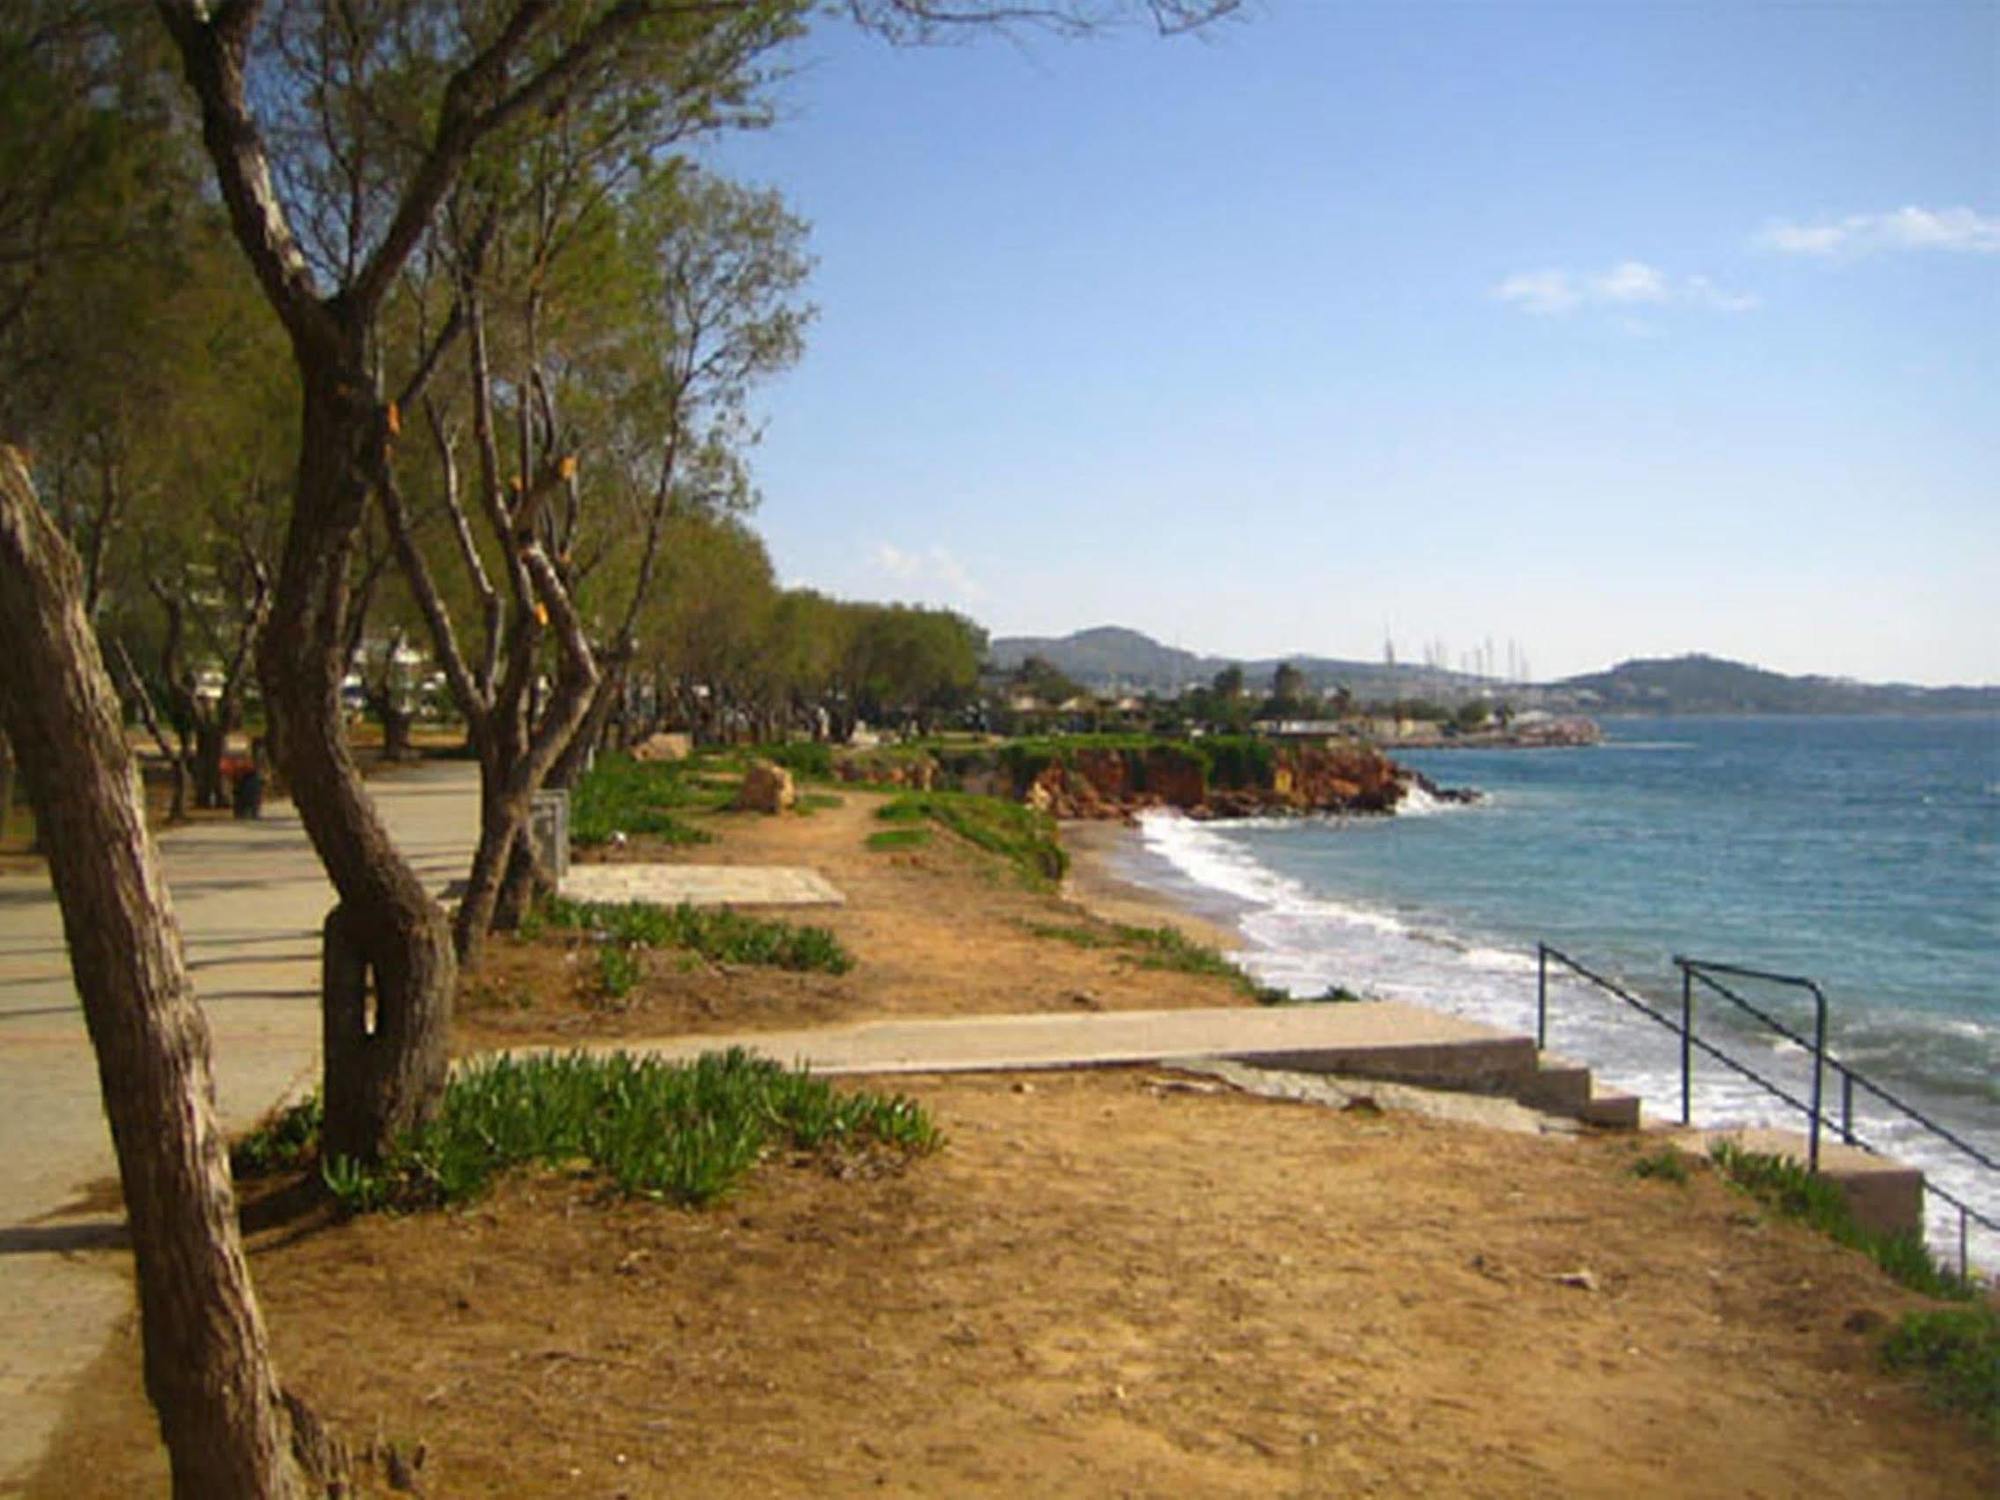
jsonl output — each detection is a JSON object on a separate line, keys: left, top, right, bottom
{"left": 1015, "top": 743, "right": 1432, "bottom": 822}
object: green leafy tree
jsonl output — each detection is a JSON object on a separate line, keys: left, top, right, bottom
{"left": 152, "top": 0, "right": 807, "bottom": 1158}
{"left": 1009, "top": 654, "right": 1084, "bottom": 707}
{"left": 1261, "top": 660, "right": 1307, "bottom": 717}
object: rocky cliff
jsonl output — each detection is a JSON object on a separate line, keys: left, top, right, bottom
{"left": 1019, "top": 744, "right": 1468, "bottom": 822}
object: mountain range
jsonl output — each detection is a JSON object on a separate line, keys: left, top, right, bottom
{"left": 986, "top": 628, "right": 2000, "bottom": 715}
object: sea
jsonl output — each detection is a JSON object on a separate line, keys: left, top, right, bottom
{"left": 1111, "top": 715, "right": 2000, "bottom": 1270}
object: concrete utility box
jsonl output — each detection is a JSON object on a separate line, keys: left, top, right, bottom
{"left": 529, "top": 788, "right": 570, "bottom": 883}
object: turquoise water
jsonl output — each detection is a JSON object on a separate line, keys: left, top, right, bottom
{"left": 1126, "top": 715, "right": 1999, "bottom": 1261}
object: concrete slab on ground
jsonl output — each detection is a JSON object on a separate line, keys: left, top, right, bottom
{"left": 560, "top": 863, "right": 844, "bottom": 907}
{"left": 543, "top": 1002, "right": 1539, "bottom": 1090}
{"left": 1180, "top": 1058, "right": 1587, "bottom": 1137}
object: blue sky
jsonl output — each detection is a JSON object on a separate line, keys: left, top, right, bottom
{"left": 707, "top": 1, "right": 1997, "bottom": 684}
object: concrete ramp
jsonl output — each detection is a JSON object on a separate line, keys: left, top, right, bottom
{"left": 548, "top": 1002, "right": 1563, "bottom": 1099}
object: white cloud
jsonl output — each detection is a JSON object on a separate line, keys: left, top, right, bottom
{"left": 1592, "top": 260, "right": 1669, "bottom": 304}
{"left": 1683, "top": 275, "right": 1762, "bottom": 313}
{"left": 1755, "top": 206, "right": 2000, "bottom": 257}
{"left": 1494, "top": 260, "right": 1757, "bottom": 317}
{"left": 871, "top": 542, "right": 988, "bottom": 604}
{"left": 1493, "top": 269, "right": 1580, "bottom": 315}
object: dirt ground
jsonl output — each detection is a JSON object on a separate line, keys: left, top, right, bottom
{"left": 457, "top": 791, "right": 1251, "bottom": 1049}
{"left": 32, "top": 1069, "right": 1996, "bottom": 1497}
{"left": 25, "top": 774, "right": 1999, "bottom": 1496}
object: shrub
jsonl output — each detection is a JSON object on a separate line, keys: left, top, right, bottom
{"left": 1708, "top": 1142, "right": 1972, "bottom": 1301}
{"left": 1880, "top": 1305, "right": 2000, "bottom": 1442}
{"left": 541, "top": 897, "right": 853, "bottom": 974}
{"left": 315, "top": 1049, "right": 942, "bottom": 1214}
{"left": 596, "top": 944, "right": 643, "bottom": 1000}
{"left": 570, "top": 755, "right": 716, "bottom": 847}
{"left": 1630, "top": 1147, "right": 1691, "bottom": 1185}
{"left": 232, "top": 1095, "right": 324, "bottom": 1177}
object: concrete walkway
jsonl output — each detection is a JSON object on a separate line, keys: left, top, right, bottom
{"left": 553, "top": 1002, "right": 1539, "bottom": 1089}
{"left": 0, "top": 761, "right": 482, "bottom": 1491}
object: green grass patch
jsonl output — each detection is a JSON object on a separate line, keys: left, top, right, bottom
{"left": 797, "top": 792, "right": 845, "bottom": 814}
{"left": 878, "top": 791, "right": 1067, "bottom": 889}
{"left": 866, "top": 827, "right": 931, "bottom": 851}
{"left": 1019, "top": 918, "right": 1263, "bottom": 996}
{"left": 1629, "top": 1146, "right": 1692, "bottom": 1185}
{"left": 231, "top": 1095, "right": 324, "bottom": 1177}
{"left": 541, "top": 897, "right": 853, "bottom": 974}
{"left": 1708, "top": 1142, "right": 1973, "bottom": 1301}
{"left": 764, "top": 742, "right": 836, "bottom": 781}
{"left": 595, "top": 944, "right": 643, "bottom": 1000}
{"left": 570, "top": 755, "right": 718, "bottom": 847}
{"left": 1880, "top": 1305, "right": 2000, "bottom": 1442}
{"left": 252, "top": 1050, "right": 940, "bottom": 1214}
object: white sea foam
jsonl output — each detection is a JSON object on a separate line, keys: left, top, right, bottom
{"left": 1131, "top": 810, "right": 2000, "bottom": 1271}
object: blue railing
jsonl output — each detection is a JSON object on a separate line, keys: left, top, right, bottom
{"left": 1536, "top": 945, "right": 1997, "bottom": 1278}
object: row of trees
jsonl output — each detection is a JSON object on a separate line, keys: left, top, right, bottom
{"left": 3, "top": 2, "right": 1237, "bottom": 1493}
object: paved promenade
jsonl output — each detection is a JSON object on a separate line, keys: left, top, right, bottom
{"left": 0, "top": 761, "right": 481, "bottom": 1490}
{"left": 559, "top": 1002, "right": 1535, "bottom": 1083}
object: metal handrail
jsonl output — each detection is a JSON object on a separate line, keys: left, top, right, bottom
{"left": 1677, "top": 958, "right": 1829, "bottom": 1171}
{"left": 1536, "top": 943, "right": 1999, "bottom": 1279}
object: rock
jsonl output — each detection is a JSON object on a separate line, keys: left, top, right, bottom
{"left": 631, "top": 731, "right": 691, "bottom": 762}
{"left": 736, "top": 760, "right": 796, "bottom": 814}
{"left": 1550, "top": 1268, "right": 1600, "bottom": 1292}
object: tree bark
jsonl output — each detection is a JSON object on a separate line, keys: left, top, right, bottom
{"left": 194, "top": 719, "right": 229, "bottom": 809}
{"left": 259, "top": 361, "right": 455, "bottom": 1163}
{"left": 0, "top": 448, "right": 322, "bottom": 1498}
{"left": 0, "top": 728, "right": 14, "bottom": 842}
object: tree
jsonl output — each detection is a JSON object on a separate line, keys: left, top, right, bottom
{"left": 153, "top": 0, "right": 1236, "bottom": 1158}
{"left": 151, "top": 0, "right": 806, "bottom": 1158}
{"left": 1009, "top": 654, "right": 1083, "bottom": 708}
{"left": 381, "top": 160, "right": 810, "bottom": 960}
{"left": 0, "top": 448, "right": 326, "bottom": 1497}
{"left": 846, "top": 603, "right": 984, "bottom": 731}
{"left": 1259, "top": 659, "right": 1307, "bottom": 718}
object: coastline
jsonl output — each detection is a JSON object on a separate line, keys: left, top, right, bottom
{"left": 1059, "top": 817, "right": 1248, "bottom": 957}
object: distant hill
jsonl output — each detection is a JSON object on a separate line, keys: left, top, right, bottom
{"left": 987, "top": 626, "right": 1479, "bottom": 697}
{"left": 985, "top": 632, "right": 1999, "bottom": 714}
{"left": 987, "top": 627, "right": 1203, "bottom": 687}
{"left": 1553, "top": 654, "right": 2000, "bottom": 715}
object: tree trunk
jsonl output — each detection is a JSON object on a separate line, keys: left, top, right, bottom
{"left": 0, "top": 448, "right": 324, "bottom": 1498}
{"left": 167, "top": 753, "right": 192, "bottom": 823}
{"left": 452, "top": 758, "right": 529, "bottom": 967}
{"left": 0, "top": 728, "right": 15, "bottom": 842}
{"left": 194, "top": 720, "right": 228, "bottom": 809}
{"left": 259, "top": 362, "right": 454, "bottom": 1164}
{"left": 491, "top": 838, "right": 550, "bottom": 934}
{"left": 380, "top": 703, "right": 414, "bottom": 762}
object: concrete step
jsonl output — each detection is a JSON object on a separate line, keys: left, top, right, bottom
{"left": 1518, "top": 1052, "right": 1592, "bottom": 1114}
{"left": 1517, "top": 1053, "right": 1641, "bottom": 1129}
{"left": 1579, "top": 1087, "right": 1642, "bottom": 1130}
